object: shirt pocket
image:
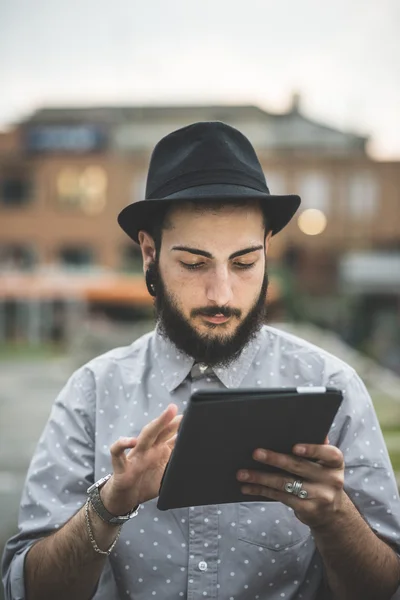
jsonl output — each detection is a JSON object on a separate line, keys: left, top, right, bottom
{"left": 238, "top": 502, "right": 310, "bottom": 551}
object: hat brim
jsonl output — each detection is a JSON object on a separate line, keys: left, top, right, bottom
{"left": 118, "top": 184, "right": 301, "bottom": 244}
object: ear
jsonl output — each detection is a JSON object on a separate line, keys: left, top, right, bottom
{"left": 138, "top": 230, "right": 156, "bottom": 272}
{"left": 264, "top": 230, "right": 273, "bottom": 255}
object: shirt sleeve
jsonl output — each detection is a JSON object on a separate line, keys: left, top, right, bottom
{"left": 1, "top": 365, "right": 97, "bottom": 600}
{"left": 332, "top": 370, "right": 400, "bottom": 556}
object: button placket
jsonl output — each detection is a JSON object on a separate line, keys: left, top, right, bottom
{"left": 186, "top": 367, "right": 221, "bottom": 598}
{"left": 198, "top": 560, "right": 208, "bottom": 572}
{"left": 187, "top": 505, "right": 219, "bottom": 599}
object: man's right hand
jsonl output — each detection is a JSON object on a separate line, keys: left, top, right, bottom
{"left": 101, "top": 404, "right": 182, "bottom": 515}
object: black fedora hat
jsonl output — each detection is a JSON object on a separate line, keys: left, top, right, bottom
{"left": 118, "top": 121, "right": 301, "bottom": 243}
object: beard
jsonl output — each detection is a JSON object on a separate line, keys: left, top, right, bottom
{"left": 152, "top": 263, "right": 268, "bottom": 368}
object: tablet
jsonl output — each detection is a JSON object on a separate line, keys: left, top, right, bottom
{"left": 157, "top": 386, "right": 343, "bottom": 510}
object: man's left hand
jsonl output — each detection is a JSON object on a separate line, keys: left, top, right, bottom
{"left": 236, "top": 439, "right": 346, "bottom": 529}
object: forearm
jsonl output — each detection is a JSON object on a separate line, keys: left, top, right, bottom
{"left": 25, "top": 502, "right": 120, "bottom": 600}
{"left": 312, "top": 492, "right": 400, "bottom": 600}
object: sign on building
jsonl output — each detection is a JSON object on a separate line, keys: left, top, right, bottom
{"left": 24, "top": 125, "right": 107, "bottom": 153}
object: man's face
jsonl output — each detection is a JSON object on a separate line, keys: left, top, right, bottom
{"left": 140, "top": 203, "right": 272, "bottom": 367}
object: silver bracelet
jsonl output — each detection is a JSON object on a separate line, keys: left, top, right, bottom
{"left": 84, "top": 498, "right": 122, "bottom": 556}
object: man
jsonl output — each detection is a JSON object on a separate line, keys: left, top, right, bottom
{"left": 2, "top": 122, "right": 400, "bottom": 600}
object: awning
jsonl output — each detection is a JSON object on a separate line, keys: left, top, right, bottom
{"left": 339, "top": 252, "right": 400, "bottom": 293}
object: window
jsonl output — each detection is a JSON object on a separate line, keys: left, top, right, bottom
{"left": 121, "top": 244, "right": 143, "bottom": 273}
{"left": 58, "top": 246, "right": 94, "bottom": 269}
{"left": 56, "top": 166, "right": 107, "bottom": 214}
{"left": 0, "top": 245, "right": 36, "bottom": 271}
{"left": 297, "top": 172, "right": 330, "bottom": 213}
{"left": 56, "top": 168, "right": 80, "bottom": 207}
{"left": 347, "top": 172, "right": 379, "bottom": 218}
{"left": 0, "top": 170, "right": 32, "bottom": 206}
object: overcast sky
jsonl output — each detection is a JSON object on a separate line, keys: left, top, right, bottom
{"left": 1, "top": 0, "right": 399, "bottom": 158}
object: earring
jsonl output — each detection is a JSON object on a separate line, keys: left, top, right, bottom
{"left": 145, "top": 265, "right": 157, "bottom": 297}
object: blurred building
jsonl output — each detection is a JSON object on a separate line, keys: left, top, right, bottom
{"left": 0, "top": 96, "right": 399, "bottom": 361}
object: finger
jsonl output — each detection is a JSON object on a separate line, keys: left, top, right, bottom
{"left": 237, "top": 469, "right": 317, "bottom": 498}
{"left": 155, "top": 414, "right": 183, "bottom": 445}
{"left": 252, "top": 447, "right": 342, "bottom": 482}
{"left": 166, "top": 433, "right": 178, "bottom": 450}
{"left": 136, "top": 404, "right": 178, "bottom": 450}
{"left": 240, "top": 483, "right": 300, "bottom": 508}
{"left": 110, "top": 437, "right": 137, "bottom": 456}
{"left": 110, "top": 437, "right": 137, "bottom": 473}
{"left": 293, "top": 443, "right": 344, "bottom": 469}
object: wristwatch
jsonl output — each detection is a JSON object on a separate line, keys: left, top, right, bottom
{"left": 87, "top": 474, "right": 140, "bottom": 525}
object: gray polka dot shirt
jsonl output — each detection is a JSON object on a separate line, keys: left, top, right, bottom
{"left": 3, "top": 325, "right": 400, "bottom": 599}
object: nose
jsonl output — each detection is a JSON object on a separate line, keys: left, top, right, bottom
{"left": 205, "top": 266, "right": 233, "bottom": 306}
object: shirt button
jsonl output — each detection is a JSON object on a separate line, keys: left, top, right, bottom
{"left": 198, "top": 561, "right": 208, "bottom": 571}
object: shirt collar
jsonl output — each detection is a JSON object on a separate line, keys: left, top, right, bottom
{"left": 153, "top": 325, "right": 264, "bottom": 392}
{"left": 153, "top": 326, "right": 194, "bottom": 392}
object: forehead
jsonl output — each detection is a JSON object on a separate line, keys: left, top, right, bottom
{"left": 162, "top": 202, "right": 265, "bottom": 248}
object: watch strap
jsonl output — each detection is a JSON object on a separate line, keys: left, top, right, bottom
{"left": 87, "top": 475, "right": 140, "bottom": 525}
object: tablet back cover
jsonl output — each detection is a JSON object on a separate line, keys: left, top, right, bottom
{"left": 157, "top": 387, "right": 342, "bottom": 510}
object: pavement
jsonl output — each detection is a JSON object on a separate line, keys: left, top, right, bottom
{"left": 0, "top": 357, "right": 73, "bottom": 550}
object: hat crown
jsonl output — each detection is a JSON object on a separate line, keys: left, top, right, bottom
{"left": 145, "top": 121, "right": 269, "bottom": 199}
{"left": 117, "top": 120, "right": 301, "bottom": 244}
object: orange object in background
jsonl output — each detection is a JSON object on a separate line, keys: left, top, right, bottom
{"left": 0, "top": 272, "right": 280, "bottom": 305}
{"left": 0, "top": 272, "right": 151, "bottom": 304}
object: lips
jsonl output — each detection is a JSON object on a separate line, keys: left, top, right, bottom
{"left": 202, "top": 314, "right": 230, "bottom": 324}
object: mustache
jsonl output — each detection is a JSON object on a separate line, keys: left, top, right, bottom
{"left": 191, "top": 306, "right": 241, "bottom": 319}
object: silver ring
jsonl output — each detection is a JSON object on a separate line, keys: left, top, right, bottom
{"left": 292, "top": 480, "right": 303, "bottom": 495}
{"left": 284, "top": 479, "right": 308, "bottom": 499}
{"left": 284, "top": 481, "right": 295, "bottom": 494}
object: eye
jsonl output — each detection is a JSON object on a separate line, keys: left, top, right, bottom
{"left": 180, "top": 261, "right": 204, "bottom": 270}
{"left": 234, "top": 262, "right": 255, "bottom": 270}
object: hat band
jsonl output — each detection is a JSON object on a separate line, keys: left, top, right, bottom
{"left": 146, "top": 168, "right": 269, "bottom": 199}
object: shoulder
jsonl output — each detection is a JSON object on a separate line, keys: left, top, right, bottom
{"left": 74, "top": 329, "right": 156, "bottom": 384}
{"left": 260, "top": 324, "right": 356, "bottom": 386}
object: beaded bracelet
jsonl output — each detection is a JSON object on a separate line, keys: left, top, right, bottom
{"left": 84, "top": 498, "right": 122, "bottom": 556}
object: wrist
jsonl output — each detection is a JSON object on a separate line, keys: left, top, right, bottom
{"left": 311, "top": 491, "right": 352, "bottom": 535}
{"left": 87, "top": 499, "right": 121, "bottom": 532}
{"left": 100, "top": 477, "right": 140, "bottom": 516}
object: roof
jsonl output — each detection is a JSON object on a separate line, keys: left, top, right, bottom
{"left": 23, "top": 104, "right": 271, "bottom": 125}
{"left": 20, "top": 102, "right": 368, "bottom": 154}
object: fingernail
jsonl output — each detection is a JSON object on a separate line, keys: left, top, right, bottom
{"left": 238, "top": 471, "right": 249, "bottom": 480}
{"left": 256, "top": 450, "right": 267, "bottom": 460}
{"left": 294, "top": 445, "right": 306, "bottom": 455}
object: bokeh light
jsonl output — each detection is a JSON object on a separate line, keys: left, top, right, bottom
{"left": 297, "top": 208, "right": 327, "bottom": 236}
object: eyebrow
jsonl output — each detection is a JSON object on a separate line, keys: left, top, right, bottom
{"left": 171, "top": 245, "right": 264, "bottom": 260}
